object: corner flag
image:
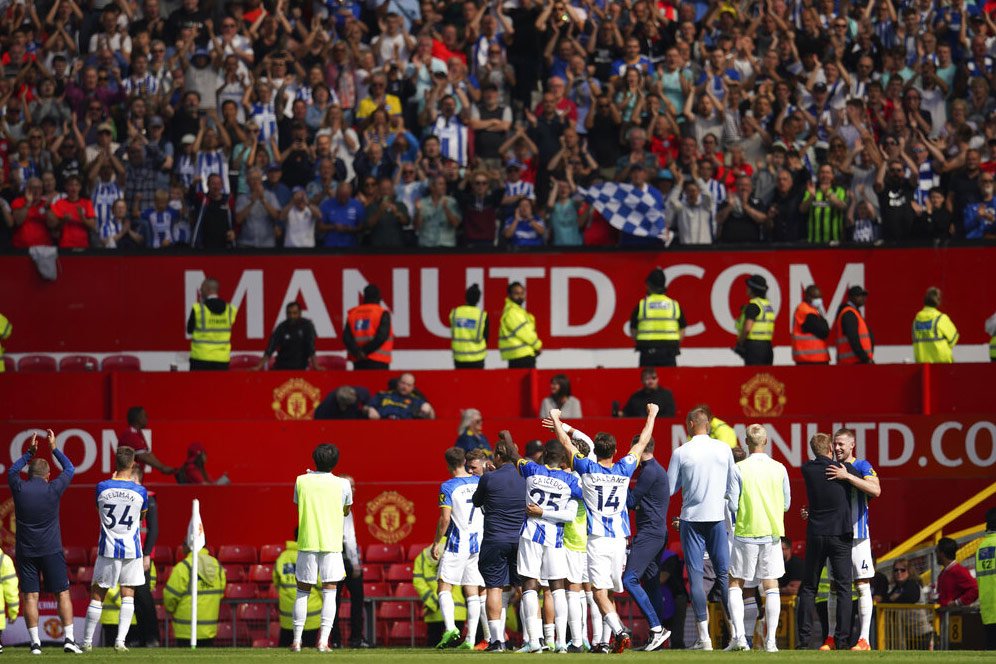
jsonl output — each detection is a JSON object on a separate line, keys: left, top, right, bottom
{"left": 187, "top": 499, "right": 205, "bottom": 648}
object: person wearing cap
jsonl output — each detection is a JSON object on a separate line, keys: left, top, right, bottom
{"left": 343, "top": 284, "right": 393, "bottom": 370}
{"left": 833, "top": 286, "right": 874, "bottom": 365}
{"left": 187, "top": 277, "right": 238, "bottom": 370}
{"left": 630, "top": 268, "right": 686, "bottom": 367}
{"left": 498, "top": 281, "right": 542, "bottom": 368}
{"left": 911, "top": 287, "right": 959, "bottom": 364}
{"left": 449, "top": 284, "right": 489, "bottom": 369}
{"left": 791, "top": 285, "right": 831, "bottom": 365}
{"left": 735, "top": 275, "right": 775, "bottom": 366}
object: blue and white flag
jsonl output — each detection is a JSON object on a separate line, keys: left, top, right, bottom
{"left": 578, "top": 182, "right": 667, "bottom": 238}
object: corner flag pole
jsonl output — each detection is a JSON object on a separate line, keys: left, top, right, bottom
{"left": 187, "top": 499, "right": 205, "bottom": 649}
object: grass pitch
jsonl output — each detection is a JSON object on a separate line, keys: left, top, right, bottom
{"left": 1, "top": 648, "right": 993, "bottom": 663}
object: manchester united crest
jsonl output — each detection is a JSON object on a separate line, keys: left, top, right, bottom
{"left": 740, "top": 373, "right": 787, "bottom": 417}
{"left": 271, "top": 378, "right": 322, "bottom": 420}
{"left": 365, "top": 491, "right": 416, "bottom": 544}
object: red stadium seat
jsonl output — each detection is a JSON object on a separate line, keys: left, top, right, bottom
{"left": 224, "top": 583, "right": 256, "bottom": 599}
{"left": 406, "top": 543, "right": 430, "bottom": 561}
{"left": 218, "top": 544, "right": 257, "bottom": 564}
{"left": 237, "top": 602, "right": 273, "bottom": 622}
{"left": 174, "top": 544, "right": 216, "bottom": 562}
{"left": 1, "top": 357, "right": 14, "bottom": 372}
{"left": 314, "top": 355, "right": 347, "bottom": 370}
{"left": 151, "top": 544, "right": 173, "bottom": 566}
{"left": 249, "top": 564, "right": 273, "bottom": 584}
{"left": 223, "top": 565, "right": 247, "bottom": 582}
{"left": 387, "top": 620, "right": 425, "bottom": 646}
{"left": 100, "top": 354, "right": 141, "bottom": 371}
{"left": 385, "top": 563, "right": 413, "bottom": 582}
{"left": 361, "top": 564, "right": 383, "bottom": 581}
{"left": 393, "top": 583, "right": 419, "bottom": 599}
{"left": 252, "top": 639, "right": 274, "bottom": 649}
{"left": 377, "top": 601, "right": 416, "bottom": 620}
{"left": 363, "top": 582, "right": 390, "bottom": 598}
{"left": 230, "top": 354, "right": 262, "bottom": 370}
{"left": 216, "top": 621, "right": 250, "bottom": 646}
{"left": 74, "top": 566, "right": 93, "bottom": 584}
{"left": 58, "top": 354, "right": 99, "bottom": 372}
{"left": 17, "top": 354, "right": 57, "bottom": 373}
{"left": 364, "top": 544, "right": 403, "bottom": 563}
{"left": 257, "top": 585, "right": 278, "bottom": 599}
{"left": 269, "top": 622, "right": 281, "bottom": 641}
{"left": 69, "top": 585, "right": 90, "bottom": 614}
{"left": 219, "top": 604, "right": 233, "bottom": 622}
{"left": 259, "top": 544, "right": 284, "bottom": 563}
{"left": 63, "top": 546, "right": 89, "bottom": 566}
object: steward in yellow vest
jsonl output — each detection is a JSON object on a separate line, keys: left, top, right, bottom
{"left": 0, "top": 550, "right": 19, "bottom": 638}
{"left": 498, "top": 282, "right": 542, "bottom": 368}
{"left": 102, "top": 563, "right": 157, "bottom": 646}
{"left": 412, "top": 546, "right": 467, "bottom": 647}
{"left": 274, "top": 540, "right": 322, "bottom": 646}
{"left": 0, "top": 312, "right": 10, "bottom": 373}
{"left": 630, "top": 268, "right": 686, "bottom": 367}
{"left": 164, "top": 548, "right": 227, "bottom": 645}
{"left": 450, "top": 284, "right": 488, "bottom": 369}
{"left": 986, "top": 311, "right": 996, "bottom": 362}
{"left": 912, "top": 288, "right": 959, "bottom": 364}
{"left": 735, "top": 274, "right": 775, "bottom": 366}
{"left": 977, "top": 508, "right": 996, "bottom": 639}
{"left": 187, "top": 278, "right": 238, "bottom": 370}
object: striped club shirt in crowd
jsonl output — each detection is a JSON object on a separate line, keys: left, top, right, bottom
{"left": 250, "top": 101, "right": 279, "bottom": 141}
{"left": 916, "top": 161, "right": 939, "bottom": 205}
{"left": 91, "top": 180, "right": 122, "bottom": 234}
{"left": 142, "top": 207, "right": 179, "bottom": 248}
{"left": 195, "top": 149, "right": 230, "bottom": 194}
{"left": 123, "top": 73, "right": 160, "bottom": 97}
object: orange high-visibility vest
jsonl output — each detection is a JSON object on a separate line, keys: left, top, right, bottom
{"left": 791, "top": 302, "right": 830, "bottom": 364}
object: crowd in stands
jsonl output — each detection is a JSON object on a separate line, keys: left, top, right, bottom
{"left": 2, "top": 0, "right": 996, "bottom": 252}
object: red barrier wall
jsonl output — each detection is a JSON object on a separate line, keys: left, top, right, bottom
{"left": 2, "top": 248, "right": 993, "bottom": 353}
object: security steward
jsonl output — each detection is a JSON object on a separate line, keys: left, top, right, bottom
{"left": 978, "top": 507, "right": 996, "bottom": 650}
{"left": 449, "top": 284, "right": 488, "bottom": 369}
{"left": 791, "top": 285, "right": 831, "bottom": 365}
{"left": 630, "top": 268, "right": 686, "bottom": 367}
{"left": 0, "top": 311, "right": 10, "bottom": 373}
{"left": 735, "top": 274, "right": 775, "bottom": 366}
{"left": 343, "top": 284, "right": 393, "bottom": 370}
{"left": 164, "top": 542, "right": 227, "bottom": 647}
{"left": 912, "top": 287, "right": 959, "bottom": 364}
{"left": 255, "top": 302, "right": 320, "bottom": 371}
{"left": 413, "top": 544, "right": 467, "bottom": 646}
{"left": 274, "top": 533, "right": 322, "bottom": 647}
{"left": 101, "top": 563, "right": 156, "bottom": 648}
{"left": 987, "top": 311, "right": 996, "bottom": 363}
{"left": 0, "top": 547, "right": 19, "bottom": 653}
{"left": 187, "top": 278, "right": 238, "bottom": 371}
{"left": 834, "top": 286, "right": 874, "bottom": 365}
{"left": 498, "top": 281, "right": 542, "bottom": 368}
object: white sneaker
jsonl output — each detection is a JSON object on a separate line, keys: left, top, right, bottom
{"left": 765, "top": 642, "right": 779, "bottom": 653}
{"left": 643, "top": 628, "right": 671, "bottom": 651}
{"left": 731, "top": 636, "right": 750, "bottom": 651}
{"left": 114, "top": 643, "right": 130, "bottom": 653}
{"left": 289, "top": 642, "right": 302, "bottom": 653}
{"left": 688, "top": 639, "right": 713, "bottom": 651}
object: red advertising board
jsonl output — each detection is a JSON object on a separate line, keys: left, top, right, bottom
{"left": 1, "top": 247, "right": 993, "bottom": 353}
{"left": 0, "top": 417, "right": 991, "bottom": 550}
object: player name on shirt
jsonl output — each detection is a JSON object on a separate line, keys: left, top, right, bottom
{"left": 440, "top": 475, "right": 482, "bottom": 554}
{"left": 573, "top": 453, "right": 637, "bottom": 538}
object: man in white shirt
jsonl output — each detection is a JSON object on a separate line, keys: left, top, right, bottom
{"left": 667, "top": 407, "right": 736, "bottom": 649}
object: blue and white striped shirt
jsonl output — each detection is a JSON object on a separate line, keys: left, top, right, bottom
{"left": 96, "top": 479, "right": 148, "bottom": 560}
{"left": 440, "top": 475, "right": 482, "bottom": 555}
{"left": 518, "top": 460, "right": 582, "bottom": 548}
{"left": 573, "top": 454, "right": 637, "bottom": 538}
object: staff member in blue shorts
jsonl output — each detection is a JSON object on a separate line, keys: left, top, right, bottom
{"left": 473, "top": 431, "right": 525, "bottom": 652}
{"left": 7, "top": 430, "right": 82, "bottom": 655}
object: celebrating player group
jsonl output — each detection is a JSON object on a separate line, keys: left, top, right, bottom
{"left": 426, "top": 404, "right": 881, "bottom": 653}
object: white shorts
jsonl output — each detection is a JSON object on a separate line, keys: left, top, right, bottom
{"left": 586, "top": 536, "right": 626, "bottom": 593}
{"left": 517, "top": 538, "right": 569, "bottom": 582}
{"left": 295, "top": 551, "right": 345, "bottom": 585}
{"left": 93, "top": 556, "right": 145, "bottom": 589}
{"left": 438, "top": 550, "right": 485, "bottom": 587}
{"left": 730, "top": 540, "right": 785, "bottom": 582}
{"left": 565, "top": 549, "right": 588, "bottom": 585}
{"left": 826, "top": 538, "right": 875, "bottom": 582}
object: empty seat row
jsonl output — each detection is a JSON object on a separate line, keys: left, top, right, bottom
{"left": 10, "top": 354, "right": 141, "bottom": 372}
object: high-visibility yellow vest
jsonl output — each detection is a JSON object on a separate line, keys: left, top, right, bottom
{"left": 498, "top": 298, "right": 542, "bottom": 361}
{"left": 912, "top": 306, "right": 959, "bottom": 364}
{"left": 733, "top": 454, "right": 787, "bottom": 539}
{"left": 274, "top": 541, "right": 322, "bottom": 630}
{"left": 0, "top": 552, "right": 19, "bottom": 629}
{"left": 977, "top": 531, "right": 996, "bottom": 625}
{"left": 189, "top": 302, "right": 237, "bottom": 363}
{"left": 295, "top": 472, "right": 346, "bottom": 554}
{"left": 102, "top": 562, "right": 157, "bottom": 626}
{"left": 736, "top": 298, "right": 774, "bottom": 341}
{"left": 163, "top": 551, "right": 227, "bottom": 640}
{"left": 411, "top": 547, "right": 466, "bottom": 623}
{"left": 0, "top": 313, "right": 10, "bottom": 374}
{"left": 711, "top": 418, "right": 739, "bottom": 449}
{"left": 634, "top": 294, "right": 682, "bottom": 343}
{"left": 990, "top": 335, "right": 996, "bottom": 361}
{"left": 449, "top": 305, "right": 487, "bottom": 363}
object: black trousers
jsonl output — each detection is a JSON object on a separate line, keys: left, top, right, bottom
{"left": 132, "top": 578, "right": 158, "bottom": 645}
{"left": 743, "top": 340, "right": 774, "bottom": 366}
{"left": 279, "top": 628, "right": 318, "bottom": 647}
{"left": 332, "top": 562, "right": 365, "bottom": 645}
{"left": 638, "top": 347, "right": 677, "bottom": 367}
{"left": 796, "top": 534, "right": 853, "bottom": 648}
{"left": 353, "top": 359, "right": 389, "bottom": 370}
{"left": 175, "top": 639, "right": 213, "bottom": 647}
{"left": 985, "top": 623, "right": 996, "bottom": 650}
{"left": 507, "top": 357, "right": 535, "bottom": 369}
{"left": 189, "top": 359, "right": 229, "bottom": 371}
{"left": 454, "top": 360, "right": 485, "bottom": 369}
{"left": 665, "top": 599, "right": 688, "bottom": 649}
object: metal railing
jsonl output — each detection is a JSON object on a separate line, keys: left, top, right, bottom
{"left": 706, "top": 595, "right": 798, "bottom": 650}
{"left": 875, "top": 603, "right": 938, "bottom": 650}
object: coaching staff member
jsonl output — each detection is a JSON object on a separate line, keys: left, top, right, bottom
{"left": 255, "top": 302, "right": 320, "bottom": 371}
{"left": 8, "top": 430, "right": 82, "bottom": 654}
{"left": 796, "top": 432, "right": 854, "bottom": 650}
{"left": 472, "top": 430, "right": 525, "bottom": 651}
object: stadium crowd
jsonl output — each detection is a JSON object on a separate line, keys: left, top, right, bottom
{"left": 2, "top": 0, "right": 996, "bottom": 251}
